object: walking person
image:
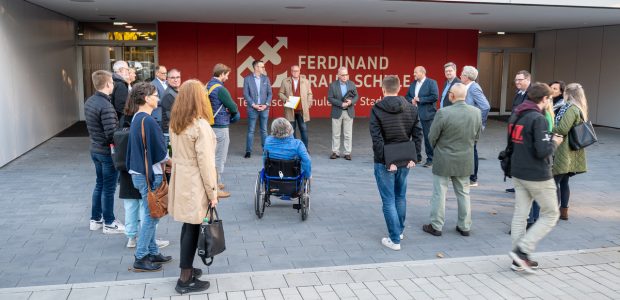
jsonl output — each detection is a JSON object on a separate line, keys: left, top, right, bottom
{"left": 370, "top": 75, "right": 422, "bottom": 250}
{"left": 552, "top": 83, "right": 589, "bottom": 220}
{"left": 168, "top": 80, "right": 218, "bottom": 293}
{"left": 126, "top": 82, "right": 173, "bottom": 272}
{"left": 508, "top": 82, "right": 563, "bottom": 273}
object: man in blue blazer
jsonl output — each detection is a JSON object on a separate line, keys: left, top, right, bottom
{"left": 150, "top": 65, "right": 167, "bottom": 126}
{"left": 243, "top": 60, "right": 272, "bottom": 158}
{"left": 440, "top": 62, "right": 461, "bottom": 109}
{"left": 460, "top": 66, "right": 490, "bottom": 187}
{"left": 405, "top": 66, "right": 438, "bottom": 167}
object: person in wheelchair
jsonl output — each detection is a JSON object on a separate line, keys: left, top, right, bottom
{"left": 263, "top": 118, "right": 311, "bottom": 179}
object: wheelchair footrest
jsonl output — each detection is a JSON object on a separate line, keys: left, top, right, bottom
{"left": 292, "top": 204, "right": 301, "bottom": 210}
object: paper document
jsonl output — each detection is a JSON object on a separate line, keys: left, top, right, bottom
{"left": 284, "top": 96, "right": 301, "bottom": 109}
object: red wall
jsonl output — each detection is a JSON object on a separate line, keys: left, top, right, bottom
{"left": 158, "top": 22, "right": 478, "bottom": 118}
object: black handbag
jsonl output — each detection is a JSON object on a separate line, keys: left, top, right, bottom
{"left": 568, "top": 110, "right": 597, "bottom": 150}
{"left": 112, "top": 129, "right": 130, "bottom": 171}
{"left": 383, "top": 141, "right": 417, "bottom": 167}
{"left": 197, "top": 207, "right": 226, "bottom": 266}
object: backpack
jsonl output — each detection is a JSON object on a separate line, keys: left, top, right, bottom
{"left": 204, "top": 83, "right": 222, "bottom": 125}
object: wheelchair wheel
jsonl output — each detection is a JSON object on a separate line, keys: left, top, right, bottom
{"left": 254, "top": 173, "right": 266, "bottom": 218}
{"left": 301, "top": 179, "right": 310, "bottom": 221}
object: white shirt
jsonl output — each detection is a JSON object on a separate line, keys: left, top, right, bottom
{"left": 293, "top": 78, "right": 299, "bottom": 91}
{"left": 158, "top": 78, "right": 168, "bottom": 90}
{"left": 414, "top": 77, "right": 426, "bottom": 97}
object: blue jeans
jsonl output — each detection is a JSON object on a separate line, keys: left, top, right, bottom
{"left": 528, "top": 201, "right": 540, "bottom": 224}
{"left": 124, "top": 198, "right": 145, "bottom": 238}
{"left": 246, "top": 108, "right": 269, "bottom": 153}
{"left": 290, "top": 112, "right": 308, "bottom": 150}
{"left": 374, "top": 163, "right": 410, "bottom": 244}
{"left": 131, "top": 174, "right": 162, "bottom": 259}
{"left": 470, "top": 143, "right": 479, "bottom": 182}
{"left": 420, "top": 119, "right": 434, "bottom": 163}
{"left": 90, "top": 152, "right": 118, "bottom": 224}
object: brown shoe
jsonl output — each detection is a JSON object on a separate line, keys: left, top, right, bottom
{"left": 422, "top": 224, "right": 442, "bottom": 236}
{"left": 560, "top": 207, "right": 568, "bottom": 220}
{"left": 344, "top": 154, "right": 352, "bottom": 160}
{"left": 218, "top": 183, "right": 225, "bottom": 190}
{"left": 330, "top": 152, "right": 339, "bottom": 159}
{"left": 217, "top": 190, "right": 230, "bottom": 198}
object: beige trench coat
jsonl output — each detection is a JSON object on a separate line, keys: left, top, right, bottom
{"left": 168, "top": 118, "right": 218, "bottom": 225}
{"left": 279, "top": 76, "right": 313, "bottom": 122}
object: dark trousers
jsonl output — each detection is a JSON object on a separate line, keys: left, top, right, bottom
{"left": 528, "top": 201, "right": 540, "bottom": 224}
{"left": 179, "top": 223, "right": 200, "bottom": 269}
{"left": 290, "top": 112, "right": 308, "bottom": 150}
{"left": 555, "top": 173, "right": 571, "bottom": 208}
{"left": 470, "top": 143, "right": 479, "bottom": 183}
{"left": 420, "top": 119, "right": 434, "bottom": 163}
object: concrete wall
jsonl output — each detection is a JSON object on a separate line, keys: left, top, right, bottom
{"left": 534, "top": 25, "right": 620, "bottom": 128}
{"left": 0, "top": 0, "right": 79, "bottom": 167}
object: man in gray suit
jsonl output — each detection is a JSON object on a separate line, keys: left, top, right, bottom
{"left": 327, "top": 67, "right": 358, "bottom": 160}
{"left": 243, "top": 60, "right": 272, "bottom": 158}
{"left": 422, "top": 83, "right": 482, "bottom": 237}
{"left": 151, "top": 65, "right": 167, "bottom": 126}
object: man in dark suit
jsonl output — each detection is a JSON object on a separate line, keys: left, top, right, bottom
{"left": 405, "top": 66, "right": 439, "bottom": 167}
{"left": 243, "top": 60, "right": 272, "bottom": 158}
{"left": 150, "top": 65, "right": 167, "bottom": 126}
{"left": 512, "top": 70, "right": 531, "bottom": 110}
{"left": 327, "top": 67, "right": 358, "bottom": 160}
{"left": 440, "top": 62, "right": 461, "bottom": 109}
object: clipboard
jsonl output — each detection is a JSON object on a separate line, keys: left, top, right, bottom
{"left": 284, "top": 96, "right": 301, "bottom": 109}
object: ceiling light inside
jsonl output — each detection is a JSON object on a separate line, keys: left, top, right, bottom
{"left": 113, "top": 22, "right": 127, "bottom": 25}
{"left": 77, "top": 33, "right": 84, "bottom": 36}
{"left": 130, "top": 28, "right": 138, "bottom": 31}
{"left": 125, "top": 25, "right": 133, "bottom": 29}
{"left": 497, "top": 32, "right": 506, "bottom": 35}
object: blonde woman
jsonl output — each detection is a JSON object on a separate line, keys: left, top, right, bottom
{"left": 168, "top": 79, "right": 218, "bottom": 294}
{"left": 552, "top": 83, "right": 589, "bottom": 220}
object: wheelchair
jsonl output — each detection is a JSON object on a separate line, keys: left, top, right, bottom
{"left": 254, "top": 153, "right": 311, "bottom": 221}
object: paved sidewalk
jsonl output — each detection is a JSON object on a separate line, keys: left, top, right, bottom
{"left": 1, "top": 247, "right": 619, "bottom": 299}
{"left": 0, "top": 119, "right": 619, "bottom": 288}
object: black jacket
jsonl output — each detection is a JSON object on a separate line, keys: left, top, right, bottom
{"left": 370, "top": 96, "right": 423, "bottom": 164}
{"left": 160, "top": 86, "right": 178, "bottom": 134}
{"left": 441, "top": 77, "right": 461, "bottom": 108}
{"left": 508, "top": 100, "right": 557, "bottom": 181}
{"left": 84, "top": 91, "right": 118, "bottom": 155}
{"left": 112, "top": 73, "right": 129, "bottom": 117}
{"left": 118, "top": 114, "right": 141, "bottom": 199}
{"left": 512, "top": 88, "right": 528, "bottom": 109}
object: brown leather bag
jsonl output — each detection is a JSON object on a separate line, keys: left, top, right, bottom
{"left": 141, "top": 118, "right": 168, "bottom": 218}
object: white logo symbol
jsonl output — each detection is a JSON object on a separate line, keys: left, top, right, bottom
{"left": 237, "top": 36, "right": 289, "bottom": 88}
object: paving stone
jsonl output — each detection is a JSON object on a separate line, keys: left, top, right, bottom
{"left": 316, "top": 271, "right": 354, "bottom": 285}
{"left": 283, "top": 273, "right": 321, "bottom": 287}
{"left": 251, "top": 274, "right": 288, "bottom": 290}
{"left": 217, "top": 276, "right": 253, "bottom": 292}
{"left": 348, "top": 269, "right": 386, "bottom": 282}
{"left": 67, "top": 286, "right": 108, "bottom": 300}
{"left": 106, "top": 284, "right": 145, "bottom": 300}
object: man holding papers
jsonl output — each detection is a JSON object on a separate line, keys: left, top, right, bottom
{"left": 279, "top": 65, "right": 313, "bottom": 149}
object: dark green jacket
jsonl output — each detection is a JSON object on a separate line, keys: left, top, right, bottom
{"left": 553, "top": 104, "right": 587, "bottom": 175}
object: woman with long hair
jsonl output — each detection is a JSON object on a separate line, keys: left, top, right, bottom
{"left": 125, "top": 82, "right": 173, "bottom": 272}
{"left": 552, "top": 83, "right": 589, "bottom": 220}
{"left": 168, "top": 79, "right": 218, "bottom": 294}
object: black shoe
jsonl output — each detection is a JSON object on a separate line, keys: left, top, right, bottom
{"left": 330, "top": 152, "right": 339, "bottom": 159}
{"left": 423, "top": 161, "right": 432, "bottom": 168}
{"left": 148, "top": 253, "right": 172, "bottom": 264}
{"left": 133, "top": 256, "right": 162, "bottom": 272}
{"left": 456, "top": 226, "right": 470, "bottom": 236}
{"left": 193, "top": 268, "right": 203, "bottom": 279}
{"left": 422, "top": 224, "right": 442, "bottom": 236}
{"left": 175, "top": 277, "right": 210, "bottom": 294}
{"left": 344, "top": 154, "right": 352, "bottom": 160}
{"left": 244, "top": 152, "right": 251, "bottom": 158}
{"left": 511, "top": 260, "right": 539, "bottom": 272}
{"left": 509, "top": 247, "right": 537, "bottom": 274}
{"left": 506, "top": 188, "right": 515, "bottom": 193}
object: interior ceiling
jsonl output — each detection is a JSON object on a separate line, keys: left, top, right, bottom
{"left": 27, "top": 0, "right": 620, "bottom": 32}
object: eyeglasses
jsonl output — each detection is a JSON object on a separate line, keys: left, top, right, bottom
{"left": 168, "top": 76, "right": 181, "bottom": 79}
{"left": 514, "top": 78, "right": 525, "bottom": 82}
{"left": 149, "top": 93, "right": 159, "bottom": 98}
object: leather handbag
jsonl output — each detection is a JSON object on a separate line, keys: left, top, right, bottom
{"left": 141, "top": 118, "right": 169, "bottom": 219}
{"left": 383, "top": 141, "right": 417, "bottom": 167}
{"left": 197, "top": 207, "right": 226, "bottom": 266}
{"left": 112, "top": 129, "right": 129, "bottom": 171}
{"left": 568, "top": 110, "right": 597, "bottom": 150}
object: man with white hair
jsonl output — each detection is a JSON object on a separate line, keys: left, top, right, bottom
{"left": 263, "top": 118, "right": 311, "bottom": 179}
{"left": 111, "top": 60, "right": 130, "bottom": 120}
{"left": 327, "top": 67, "right": 358, "bottom": 160}
{"left": 459, "top": 66, "right": 490, "bottom": 187}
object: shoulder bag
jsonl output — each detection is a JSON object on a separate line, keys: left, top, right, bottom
{"left": 141, "top": 118, "right": 169, "bottom": 218}
{"left": 568, "top": 109, "right": 597, "bottom": 150}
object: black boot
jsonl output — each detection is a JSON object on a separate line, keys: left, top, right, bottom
{"left": 148, "top": 253, "right": 172, "bottom": 264}
{"left": 133, "top": 256, "right": 162, "bottom": 272}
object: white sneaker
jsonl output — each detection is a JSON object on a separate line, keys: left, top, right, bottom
{"left": 381, "top": 237, "right": 401, "bottom": 251}
{"left": 126, "top": 237, "right": 137, "bottom": 248}
{"left": 469, "top": 181, "right": 479, "bottom": 187}
{"left": 400, "top": 233, "right": 404, "bottom": 240}
{"left": 103, "top": 220, "right": 125, "bottom": 234}
{"left": 89, "top": 218, "right": 103, "bottom": 231}
{"left": 156, "top": 239, "right": 170, "bottom": 249}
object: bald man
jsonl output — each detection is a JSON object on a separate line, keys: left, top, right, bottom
{"left": 422, "top": 83, "right": 482, "bottom": 237}
{"left": 405, "top": 66, "right": 439, "bottom": 167}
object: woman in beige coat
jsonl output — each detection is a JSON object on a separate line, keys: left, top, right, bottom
{"left": 168, "top": 79, "right": 218, "bottom": 294}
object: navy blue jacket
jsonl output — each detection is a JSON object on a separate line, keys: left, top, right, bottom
{"left": 405, "top": 78, "right": 439, "bottom": 121}
{"left": 126, "top": 112, "right": 168, "bottom": 186}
